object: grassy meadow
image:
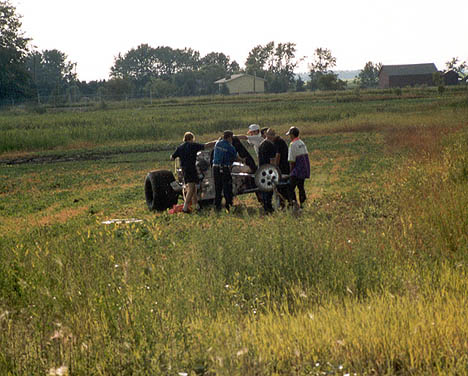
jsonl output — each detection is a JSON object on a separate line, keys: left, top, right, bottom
{"left": 1, "top": 87, "right": 468, "bottom": 375}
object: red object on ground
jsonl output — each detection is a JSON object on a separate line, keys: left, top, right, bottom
{"left": 168, "top": 204, "right": 185, "bottom": 214}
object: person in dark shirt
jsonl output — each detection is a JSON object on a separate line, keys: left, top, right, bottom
{"left": 265, "top": 129, "right": 290, "bottom": 208}
{"left": 258, "top": 129, "right": 278, "bottom": 213}
{"left": 171, "top": 132, "right": 215, "bottom": 213}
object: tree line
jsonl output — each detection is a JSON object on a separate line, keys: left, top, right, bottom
{"left": 3, "top": 1, "right": 465, "bottom": 106}
{"left": 0, "top": 0, "right": 385, "bottom": 105}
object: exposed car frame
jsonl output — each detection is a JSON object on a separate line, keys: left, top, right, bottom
{"left": 145, "top": 137, "right": 288, "bottom": 211}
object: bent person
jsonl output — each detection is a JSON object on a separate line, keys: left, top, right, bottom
{"left": 171, "top": 132, "right": 215, "bottom": 213}
{"left": 258, "top": 128, "right": 278, "bottom": 213}
{"left": 265, "top": 128, "right": 290, "bottom": 208}
{"left": 286, "top": 126, "right": 310, "bottom": 208}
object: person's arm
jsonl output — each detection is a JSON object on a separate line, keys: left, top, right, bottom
{"left": 288, "top": 145, "right": 295, "bottom": 171}
{"left": 232, "top": 147, "right": 244, "bottom": 163}
{"left": 234, "top": 134, "right": 248, "bottom": 140}
{"left": 204, "top": 141, "right": 216, "bottom": 149}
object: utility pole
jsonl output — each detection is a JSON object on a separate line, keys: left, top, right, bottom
{"left": 254, "top": 71, "right": 256, "bottom": 94}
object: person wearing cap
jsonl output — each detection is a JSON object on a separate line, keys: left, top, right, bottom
{"left": 235, "top": 124, "right": 263, "bottom": 157}
{"left": 264, "top": 128, "right": 290, "bottom": 207}
{"left": 171, "top": 132, "right": 216, "bottom": 213}
{"left": 212, "top": 130, "right": 239, "bottom": 211}
{"left": 258, "top": 128, "right": 278, "bottom": 213}
{"left": 286, "top": 126, "right": 310, "bottom": 208}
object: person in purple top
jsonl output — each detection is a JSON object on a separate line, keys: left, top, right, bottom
{"left": 286, "top": 126, "right": 310, "bottom": 208}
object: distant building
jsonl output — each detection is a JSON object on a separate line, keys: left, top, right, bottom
{"left": 214, "top": 74, "right": 266, "bottom": 94}
{"left": 378, "top": 63, "right": 438, "bottom": 88}
{"left": 443, "top": 70, "right": 461, "bottom": 86}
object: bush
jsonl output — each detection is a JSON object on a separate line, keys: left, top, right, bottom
{"left": 220, "top": 83, "right": 230, "bottom": 95}
{"left": 393, "top": 87, "right": 402, "bottom": 96}
{"left": 29, "top": 105, "right": 47, "bottom": 114}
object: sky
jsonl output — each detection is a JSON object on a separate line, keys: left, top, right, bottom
{"left": 13, "top": 0, "right": 468, "bottom": 82}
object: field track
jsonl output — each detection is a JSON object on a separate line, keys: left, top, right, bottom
{"left": 0, "top": 145, "right": 174, "bottom": 165}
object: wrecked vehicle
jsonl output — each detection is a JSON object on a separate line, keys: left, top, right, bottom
{"left": 145, "top": 137, "right": 287, "bottom": 211}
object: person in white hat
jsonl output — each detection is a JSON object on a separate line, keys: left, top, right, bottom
{"left": 235, "top": 124, "right": 263, "bottom": 157}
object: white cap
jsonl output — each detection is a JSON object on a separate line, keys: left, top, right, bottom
{"left": 248, "top": 124, "right": 260, "bottom": 132}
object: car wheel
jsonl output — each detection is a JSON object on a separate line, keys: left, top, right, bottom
{"left": 255, "top": 164, "right": 281, "bottom": 192}
{"left": 145, "top": 170, "right": 179, "bottom": 211}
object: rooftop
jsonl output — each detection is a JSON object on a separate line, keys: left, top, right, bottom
{"left": 214, "top": 73, "right": 266, "bottom": 84}
{"left": 380, "top": 63, "right": 438, "bottom": 76}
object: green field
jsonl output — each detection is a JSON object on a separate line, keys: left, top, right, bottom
{"left": 1, "top": 88, "right": 468, "bottom": 375}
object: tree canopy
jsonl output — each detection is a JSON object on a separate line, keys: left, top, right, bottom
{"left": 357, "top": 61, "right": 382, "bottom": 88}
{"left": 308, "top": 48, "right": 346, "bottom": 91}
{"left": 9, "top": 2, "right": 460, "bottom": 104}
{"left": 26, "top": 49, "right": 77, "bottom": 100}
{"left": 109, "top": 44, "right": 240, "bottom": 97}
{"left": 245, "top": 41, "right": 300, "bottom": 92}
{"left": 0, "top": 0, "right": 32, "bottom": 101}
{"left": 445, "top": 57, "right": 467, "bottom": 76}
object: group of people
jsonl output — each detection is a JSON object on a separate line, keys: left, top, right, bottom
{"left": 171, "top": 124, "right": 310, "bottom": 213}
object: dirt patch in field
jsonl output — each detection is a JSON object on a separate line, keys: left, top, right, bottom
{"left": 35, "top": 206, "right": 88, "bottom": 226}
{"left": 0, "top": 173, "right": 46, "bottom": 197}
{"left": 0, "top": 204, "right": 88, "bottom": 234}
{"left": 80, "top": 182, "right": 137, "bottom": 194}
{"left": 384, "top": 124, "right": 461, "bottom": 158}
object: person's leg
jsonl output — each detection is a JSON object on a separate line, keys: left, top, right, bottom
{"left": 191, "top": 184, "right": 199, "bottom": 210}
{"left": 298, "top": 179, "right": 306, "bottom": 207}
{"left": 213, "top": 166, "right": 222, "bottom": 210}
{"left": 183, "top": 182, "right": 195, "bottom": 212}
{"left": 289, "top": 176, "right": 298, "bottom": 205}
{"left": 260, "top": 191, "right": 268, "bottom": 210}
{"left": 277, "top": 185, "right": 288, "bottom": 208}
{"left": 222, "top": 167, "right": 233, "bottom": 210}
{"left": 261, "top": 191, "right": 273, "bottom": 213}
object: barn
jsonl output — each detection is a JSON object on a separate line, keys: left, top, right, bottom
{"left": 443, "top": 70, "right": 461, "bottom": 85}
{"left": 214, "top": 74, "right": 266, "bottom": 94}
{"left": 378, "top": 63, "right": 438, "bottom": 88}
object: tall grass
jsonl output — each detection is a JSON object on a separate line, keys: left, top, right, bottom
{"left": 1, "top": 90, "right": 468, "bottom": 374}
{"left": 1, "top": 89, "right": 466, "bottom": 154}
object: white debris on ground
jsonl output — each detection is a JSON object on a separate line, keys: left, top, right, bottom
{"left": 101, "top": 219, "right": 143, "bottom": 224}
{"left": 48, "top": 365, "right": 68, "bottom": 376}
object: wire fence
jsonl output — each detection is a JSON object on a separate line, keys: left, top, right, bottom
{"left": 0, "top": 91, "right": 169, "bottom": 110}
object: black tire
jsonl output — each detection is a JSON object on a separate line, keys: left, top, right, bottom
{"left": 145, "top": 170, "right": 179, "bottom": 211}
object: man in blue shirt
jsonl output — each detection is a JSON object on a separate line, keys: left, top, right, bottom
{"left": 212, "top": 130, "right": 238, "bottom": 211}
